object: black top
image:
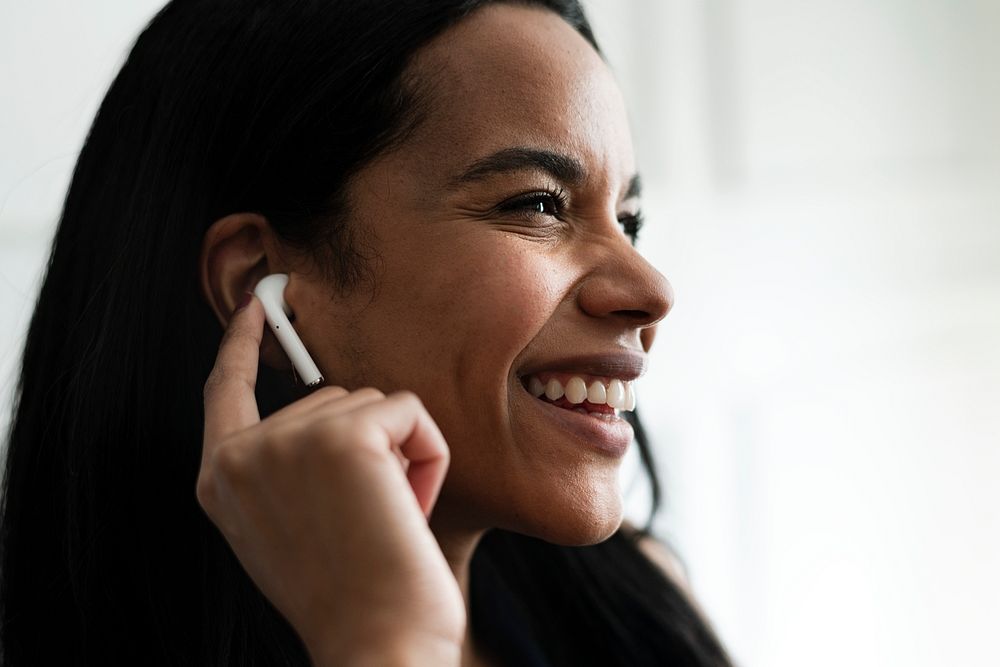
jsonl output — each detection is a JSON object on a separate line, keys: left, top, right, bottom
{"left": 470, "top": 549, "right": 553, "bottom": 667}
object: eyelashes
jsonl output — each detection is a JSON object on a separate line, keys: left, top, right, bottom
{"left": 497, "top": 187, "right": 569, "bottom": 221}
{"left": 496, "top": 187, "right": 644, "bottom": 243}
{"left": 618, "top": 211, "right": 644, "bottom": 244}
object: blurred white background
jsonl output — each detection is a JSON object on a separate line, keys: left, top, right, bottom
{"left": 2, "top": 1, "right": 998, "bottom": 666}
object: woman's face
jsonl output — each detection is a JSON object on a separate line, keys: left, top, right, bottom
{"left": 289, "top": 4, "right": 672, "bottom": 545}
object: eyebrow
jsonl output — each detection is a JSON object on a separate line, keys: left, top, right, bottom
{"left": 454, "top": 147, "right": 585, "bottom": 186}
{"left": 452, "top": 146, "right": 642, "bottom": 200}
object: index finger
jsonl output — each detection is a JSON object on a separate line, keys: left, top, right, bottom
{"left": 203, "top": 294, "right": 265, "bottom": 452}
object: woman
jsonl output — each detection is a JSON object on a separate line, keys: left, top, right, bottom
{"left": 0, "top": 1, "right": 732, "bottom": 665}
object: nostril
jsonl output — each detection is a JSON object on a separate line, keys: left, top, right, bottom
{"left": 615, "top": 309, "right": 651, "bottom": 321}
{"left": 576, "top": 260, "right": 672, "bottom": 324}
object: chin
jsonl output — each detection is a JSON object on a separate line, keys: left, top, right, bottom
{"left": 505, "top": 486, "right": 625, "bottom": 547}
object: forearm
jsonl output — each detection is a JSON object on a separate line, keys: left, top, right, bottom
{"left": 309, "top": 633, "right": 462, "bottom": 667}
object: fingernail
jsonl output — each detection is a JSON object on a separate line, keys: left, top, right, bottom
{"left": 235, "top": 291, "right": 254, "bottom": 312}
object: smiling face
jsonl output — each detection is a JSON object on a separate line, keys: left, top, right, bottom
{"left": 288, "top": 3, "right": 672, "bottom": 545}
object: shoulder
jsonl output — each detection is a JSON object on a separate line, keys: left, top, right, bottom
{"left": 618, "top": 520, "right": 692, "bottom": 595}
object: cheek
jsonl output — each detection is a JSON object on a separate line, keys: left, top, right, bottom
{"left": 456, "top": 252, "right": 554, "bottom": 338}
{"left": 358, "top": 231, "right": 580, "bottom": 449}
{"left": 441, "top": 241, "right": 568, "bottom": 380}
{"left": 392, "top": 236, "right": 570, "bottom": 420}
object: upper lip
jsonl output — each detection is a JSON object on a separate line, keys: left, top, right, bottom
{"left": 517, "top": 351, "right": 648, "bottom": 382}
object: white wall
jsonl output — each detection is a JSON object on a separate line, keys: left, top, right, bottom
{"left": 3, "top": 2, "right": 999, "bottom": 666}
{"left": 584, "top": 1, "right": 1000, "bottom": 665}
{"left": 0, "top": 0, "right": 169, "bottom": 438}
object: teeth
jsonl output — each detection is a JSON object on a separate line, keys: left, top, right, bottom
{"left": 624, "top": 381, "right": 636, "bottom": 411}
{"left": 564, "top": 377, "right": 588, "bottom": 404}
{"left": 587, "top": 380, "right": 607, "bottom": 404}
{"left": 606, "top": 379, "right": 626, "bottom": 409}
{"left": 544, "top": 378, "right": 564, "bottom": 401}
{"left": 525, "top": 374, "right": 636, "bottom": 412}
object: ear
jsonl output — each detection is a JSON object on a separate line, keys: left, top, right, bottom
{"left": 199, "top": 212, "right": 292, "bottom": 371}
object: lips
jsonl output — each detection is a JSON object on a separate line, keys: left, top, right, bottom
{"left": 516, "top": 351, "right": 645, "bottom": 412}
{"left": 517, "top": 351, "right": 647, "bottom": 382}
{"left": 511, "top": 351, "right": 645, "bottom": 456}
{"left": 515, "top": 376, "right": 635, "bottom": 457}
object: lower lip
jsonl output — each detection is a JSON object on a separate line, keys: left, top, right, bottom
{"left": 519, "top": 384, "right": 634, "bottom": 458}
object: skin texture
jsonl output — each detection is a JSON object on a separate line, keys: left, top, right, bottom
{"left": 200, "top": 4, "right": 673, "bottom": 665}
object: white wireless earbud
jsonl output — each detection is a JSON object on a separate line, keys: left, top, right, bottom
{"left": 253, "top": 273, "right": 324, "bottom": 387}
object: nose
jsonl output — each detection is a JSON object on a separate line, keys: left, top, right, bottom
{"left": 576, "top": 243, "right": 674, "bottom": 349}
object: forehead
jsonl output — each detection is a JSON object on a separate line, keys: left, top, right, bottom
{"left": 396, "top": 4, "right": 634, "bottom": 187}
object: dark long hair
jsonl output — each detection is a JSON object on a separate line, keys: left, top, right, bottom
{"left": 0, "top": 1, "right": 731, "bottom": 664}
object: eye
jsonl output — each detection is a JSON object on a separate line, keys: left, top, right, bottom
{"left": 497, "top": 188, "right": 568, "bottom": 220}
{"left": 619, "top": 211, "right": 644, "bottom": 244}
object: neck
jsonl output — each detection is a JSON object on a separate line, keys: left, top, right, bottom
{"left": 428, "top": 507, "right": 493, "bottom": 667}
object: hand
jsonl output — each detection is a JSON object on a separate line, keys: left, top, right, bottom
{"left": 198, "top": 294, "right": 465, "bottom": 666}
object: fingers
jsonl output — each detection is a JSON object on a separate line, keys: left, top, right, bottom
{"left": 266, "top": 385, "right": 351, "bottom": 422}
{"left": 402, "top": 406, "right": 450, "bottom": 518}
{"left": 202, "top": 299, "right": 449, "bottom": 520}
{"left": 203, "top": 295, "right": 265, "bottom": 453}
{"left": 266, "top": 386, "right": 384, "bottom": 424}
{"left": 349, "top": 392, "right": 450, "bottom": 518}
{"left": 277, "top": 388, "right": 419, "bottom": 477}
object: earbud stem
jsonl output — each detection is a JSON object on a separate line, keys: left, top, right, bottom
{"left": 254, "top": 274, "right": 324, "bottom": 387}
